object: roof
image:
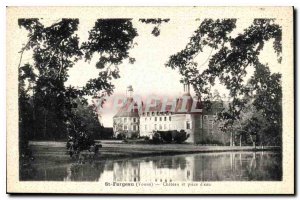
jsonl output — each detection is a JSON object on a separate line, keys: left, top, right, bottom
{"left": 113, "top": 93, "right": 225, "bottom": 118}
{"left": 174, "top": 92, "right": 202, "bottom": 114}
{"left": 139, "top": 92, "right": 202, "bottom": 114}
{"left": 113, "top": 97, "right": 139, "bottom": 118}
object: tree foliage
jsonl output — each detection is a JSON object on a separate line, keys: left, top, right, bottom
{"left": 82, "top": 19, "right": 138, "bottom": 96}
{"left": 139, "top": 18, "right": 170, "bottom": 36}
{"left": 247, "top": 63, "right": 282, "bottom": 145}
{"left": 166, "top": 18, "right": 282, "bottom": 146}
{"left": 18, "top": 18, "right": 138, "bottom": 154}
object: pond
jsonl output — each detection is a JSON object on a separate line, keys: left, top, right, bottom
{"left": 21, "top": 151, "right": 282, "bottom": 181}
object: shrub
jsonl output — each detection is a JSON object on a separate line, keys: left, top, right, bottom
{"left": 66, "top": 131, "right": 95, "bottom": 157}
{"left": 158, "top": 131, "right": 173, "bottom": 143}
{"left": 152, "top": 132, "right": 162, "bottom": 144}
{"left": 151, "top": 130, "right": 190, "bottom": 144}
{"left": 130, "top": 132, "right": 139, "bottom": 139}
{"left": 173, "top": 130, "right": 190, "bottom": 144}
{"left": 144, "top": 136, "right": 150, "bottom": 141}
{"left": 116, "top": 132, "right": 126, "bottom": 140}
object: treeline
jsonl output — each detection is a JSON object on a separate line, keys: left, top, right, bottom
{"left": 19, "top": 93, "right": 114, "bottom": 141}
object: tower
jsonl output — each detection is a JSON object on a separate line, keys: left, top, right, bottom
{"left": 126, "top": 85, "right": 133, "bottom": 98}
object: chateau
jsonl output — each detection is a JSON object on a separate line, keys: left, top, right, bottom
{"left": 113, "top": 85, "right": 229, "bottom": 144}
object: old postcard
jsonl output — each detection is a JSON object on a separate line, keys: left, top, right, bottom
{"left": 6, "top": 7, "right": 294, "bottom": 194}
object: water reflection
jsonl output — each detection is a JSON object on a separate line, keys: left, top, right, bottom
{"left": 21, "top": 151, "right": 282, "bottom": 181}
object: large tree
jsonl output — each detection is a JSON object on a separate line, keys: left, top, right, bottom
{"left": 18, "top": 18, "right": 138, "bottom": 144}
{"left": 166, "top": 19, "right": 282, "bottom": 146}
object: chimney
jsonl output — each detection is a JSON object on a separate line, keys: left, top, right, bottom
{"left": 183, "top": 81, "right": 190, "bottom": 94}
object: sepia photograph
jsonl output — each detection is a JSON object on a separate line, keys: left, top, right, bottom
{"left": 6, "top": 6, "right": 294, "bottom": 194}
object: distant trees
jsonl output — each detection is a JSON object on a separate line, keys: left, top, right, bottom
{"left": 166, "top": 19, "right": 282, "bottom": 146}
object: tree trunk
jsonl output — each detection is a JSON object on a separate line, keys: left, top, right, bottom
{"left": 249, "top": 134, "right": 255, "bottom": 148}
{"left": 239, "top": 134, "right": 242, "bottom": 147}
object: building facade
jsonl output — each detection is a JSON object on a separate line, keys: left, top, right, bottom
{"left": 113, "top": 85, "right": 229, "bottom": 144}
{"left": 113, "top": 86, "right": 140, "bottom": 138}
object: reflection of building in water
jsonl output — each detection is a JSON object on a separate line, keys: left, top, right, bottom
{"left": 98, "top": 155, "right": 194, "bottom": 182}
{"left": 22, "top": 152, "right": 281, "bottom": 181}
{"left": 98, "top": 152, "right": 282, "bottom": 182}
{"left": 113, "top": 160, "right": 141, "bottom": 182}
{"left": 139, "top": 156, "right": 194, "bottom": 182}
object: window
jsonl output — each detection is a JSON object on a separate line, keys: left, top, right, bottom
{"left": 124, "top": 118, "right": 127, "bottom": 123}
{"left": 147, "top": 112, "right": 150, "bottom": 116}
{"left": 133, "top": 125, "right": 137, "bottom": 131}
{"left": 164, "top": 124, "right": 167, "bottom": 130}
{"left": 133, "top": 118, "right": 136, "bottom": 123}
{"left": 186, "top": 121, "right": 191, "bottom": 130}
{"left": 169, "top": 116, "right": 171, "bottom": 121}
{"left": 159, "top": 124, "right": 162, "bottom": 130}
{"left": 164, "top": 117, "right": 167, "bottom": 121}
{"left": 159, "top": 117, "right": 162, "bottom": 121}
{"left": 154, "top": 124, "right": 157, "bottom": 130}
{"left": 155, "top": 117, "right": 157, "bottom": 121}
{"left": 145, "top": 117, "right": 147, "bottom": 121}
{"left": 152, "top": 112, "right": 155, "bottom": 116}
{"left": 145, "top": 125, "right": 147, "bottom": 131}
{"left": 124, "top": 125, "right": 128, "bottom": 130}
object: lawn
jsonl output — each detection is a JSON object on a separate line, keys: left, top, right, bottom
{"left": 29, "top": 140, "right": 281, "bottom": 163}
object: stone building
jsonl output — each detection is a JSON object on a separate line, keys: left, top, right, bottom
{"left": 113, "top": 85, "right": 140, "bottom": 138}
{"left": 113, "top": 84, "right": 229, "bottom": 144}
{"left": 139, "top": 83, "right": 202, "bottom": 143}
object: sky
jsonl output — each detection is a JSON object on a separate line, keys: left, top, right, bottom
{"left": 19, "top": 17, "right": 283, "bottom": 127}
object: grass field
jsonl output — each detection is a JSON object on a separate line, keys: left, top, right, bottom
{"left": 29, "top": 141, "right": 281, "bottom": 163}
